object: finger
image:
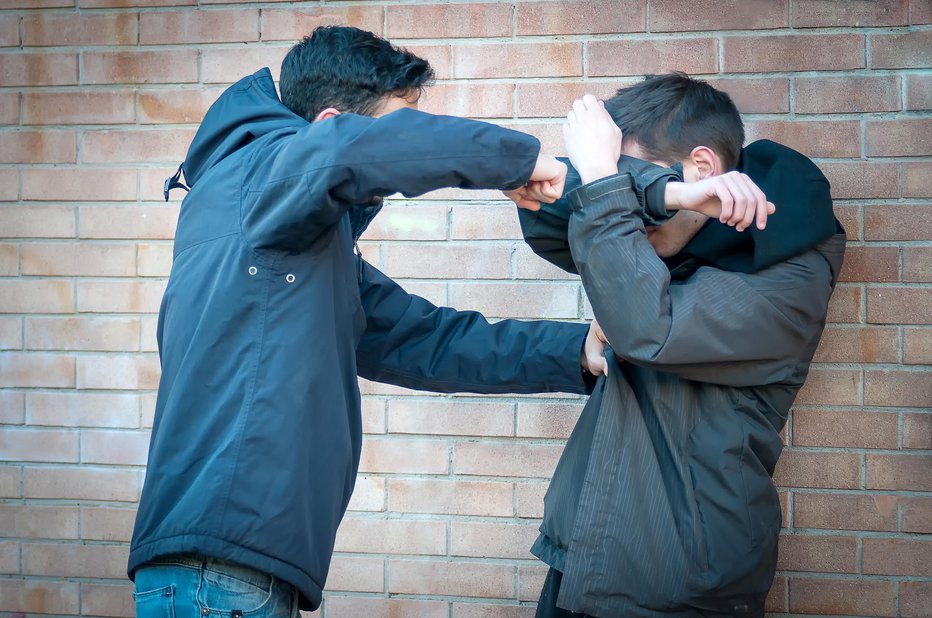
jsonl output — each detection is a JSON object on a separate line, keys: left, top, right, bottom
{"left": 573, "top": 98, "right": 586, "bottom": 117}
{"left": 735, "top": 175, "right": 758, "bottom": 232}
{"left": 721, "top": 173, "right": 749, "bottom": 227}
{"left": 582, "top": 94, "right": 599, "bottom": 111}
{"left": 742, "top": 173, "right": 769, "bottom": 230}
{"left": 715, "top": 181, "right": 734, "bottom": 224}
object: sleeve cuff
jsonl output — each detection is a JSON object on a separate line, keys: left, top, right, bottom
{"left": 567, "top": 172, "right": 638, "bottom": 214}
{"left": 617, "top": 155, "right": 684, "bottom": 225}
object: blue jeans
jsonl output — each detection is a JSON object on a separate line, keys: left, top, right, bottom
{"left": 134, "top": 555, "right": 298, "bottom": 618}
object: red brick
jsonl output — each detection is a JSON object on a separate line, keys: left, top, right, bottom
{"left": 865, "top": 369, "right": 932, "bottom": 407}
{"left": 0, "top": 353, "right": 75, "bottom": 388}
{"left": 514, "top": 245, "right": 579, "bottom": 282}
{"left": 871, "top": 30, "right": 932, "bottom": 68}
{"left": 838, "top": 246, "right": 900, "bottom": 283}
{"left": 450, "top": 282, "right": 578, "bottom": 319}
{"left": 138, "top": 244, "right": 173, "bottom": 278}
{"left": 327, "top": 556, "right": 383, "bottom": 593}
{"left": 590, "top": 38, "right": 718, "bottom": 77}
{"left": 388, "top": 479, "right": 513, "bottom": 516}
{"left": 140, "top": 9, "right": 258, "bottom": 45}
{"left": 346, "top": 475, "right": 385, "bottom": 512}
{"left": 516, "top": 81, "right": 630, "bottom": 119}
{"left": 0, "top": 465, "right": 20, "bottom": 498}
{"left": 22, "top": 243, "right": 136, "bottom": 276}
{"left": 723, "top": 34, "right": 864, "bottom": 72}
{"left": 83, "top": 128, "right": 196, "bottom": 164}
{"left": 832, "top": 202, "right": 859, "bottom": 239}
{"left": 140, "top": 165, "right": 188, "bottom": 202}
{"left": 24, "top": 13, "right": 136, "bottom": 46}
{"left": 23, "top": 168, "right": 136, "bottom": 201}
{"left": 0, "top": 244, "right": 17, "bottom": 275}
{"left": 0, "top": 428, "right": 78, "bottom": 463}
{"left": 902, "top": 497, "right": 932, "bottom": 533}
{"left": 451, "top": 521, "right": 538, "bottom": 559}
{"left": 516, "top": 402, "right": 584, "bottom": 439}
{"left": 868, "top": 453, "right": 932, "bottom": 491}
{"left": 901, "top": 581, "right": 932, "bottom": 618}
{"left": 746, "top": 120, "right": 861, "bottom": 159}
{"left": 454, "top": 604, "right": 535, "bottom": 618}
{"left": 774, "top": 450, "right": 860, "bottom": 489}
{"left": 517, "top": 0, "right": 646, "bottom": 34}
{"left": 906, "top": 74, "right": 932, "bottom": 110}
{"left": 0, "top": 169, "right": 18, "bottom": 202}
{"left": 361, "top": 399, "right": 386, "bottom": 435}
{"left": 0, "top": 391, "right": 24, "bottom": 423}
{"left": 27, "top": 392, "right": 139, "bottom": 428}
{"left": 704, "top": 78, "right": 790, "bottom": 114}
{"left": 1, "top": 206, "right": 73, "bottom": 239}
{"left": 384, "top": 244, "right": 511, "bottom": 279}
{"left": 826, "top": 285, "right": 862, "bottom": 323}
{"left": 793, "top": 492, "right": 898, "bottom": 531}
{"left": 0, "top": 15, "right": 19, "bottom": 47}
{"left": 388, "top": 559, "right": 514, "bottom": 598}
{"left": 905, "top": 329, "right": 932, "bottom": 365}
{"left": 455, "top": 442, "right": 562, "bottom": 478}
{"left": 0, "top": 130, "right": 75, "bottom": 163}
{"left": 79, "top": 205, "right": 179, "bottom": 240}
{"left": 789, "top": 578, "right": 896, "bottom": 617}
{"left": 863, "top": 538, "right": 932, "bottom": 575}
{"left": 821, "top": 162, "right": 899, "bottom": 199}
{"left": 0, "top": 540, "right": 18, "bottom": 574}
{"left": 0, "top": 280, "right": 74, "bottom": 314}
{"left": 865, "top": 204, "right": 932, "bottom": 240}
{"left": 867, "top": 119, "right": 932, "bottom": 157}
{"left": 869, "top": 287, "right": 932, "bottom": 324}
{"left": 361, "top": 205, "right": 447, "bottom": 242}
{"left": 23, "top": 543, "right": 128, "bottom": 579}
{"left": 388, "top": 3, "right": 512, "bottom": 38}
{"left": 0, "top": 0, "right": 71, "bottom": 6}
{"left": 201, "top": 46, "right": 289, "bottom": 84}
{"left": 404, "top": 45, "right": 452, "bottom": 80}
{"left": 77, "top": 280, "right": 166, "bottom": 313}
{"left": 517, "top": 564, "right": 548, "bottom": 601}
{"left": 418, "top": 82, "right": 514, "bottom": 119}
{"left": 80, "top": 507, "right": 137, "bottom": 542}
{"left": 794, "top": 369, "right": 861, "bottom": 406}
{"left": 814, "top": 322, "right": 899, "bottom": 363}
{"left": 0, "top": 92, "right": 18, "bottom": 124}
{"left": 83, "top": 0, "right": 192, "bottom": 6}
{"left": 765, "top": 576, "right": 787, "bottom": 612}
{"left": 262, "top": 6, "right": 383, "bottom": 41}
{"left": 516, "top": 482, "right": 547, "bottom": 518}
{"left": 325, "top": 597, "right": 447, "bottom": 618}
{"left": 85, "top": 50, "right": 198, "bottom": 85}
{"left": 77, "top": 354, "right": 160, "bottom": 390}
{"left": 24, "top": 466, "right": 140, "bottom": 502}
{"left": 776, "top": 534, "right": 858, "bottom": 572}
{"left": 794, "top": 0, "right": 908, "bottom": 26}
{"left": 0, "top": 580, "right": 80, "bottom": 615}
{"left": 454, "top": 43, "right": 582, "bottom": 79}
{"left": 904, "top": 412, "right": 932, "bottom": 449}
{"left": 0, "top": 53, "right": 77, "bottom": 86}
{"left": 334, "top": 518, "right": 446, "bottom": 555}
{"left": 388, "top": 399, "right": 514, "bottom": 437}
{"left": 904, "top": 247, "right": 932, "bottom": 282}
{"left": 26, "top": 317, "right": 140, "bottom": 352}
{"left": 904, "top": 163, "right": 932, "bottom": 197}
{"left": 0, "top": 504, "right": 79, "bottom": 539}
{"left": 793, "top": 408, "right": 898, "bottom": 448}
{"left": 137, "top": 88, "right": 223, "bottom": 124}
{"left": 359, "top": 438, "right": 448, "bottom": 474}
{"left": 81, "top": 583, "right": 134, "bottom": 618}
{"left": 795, "top": 75, "right": 901, "bottom": 114}
{"left": 82, "top": 429, "right": 150, "bottom": 466}
{"left": 652, "top": 0, "right": 787, "bottom": 31}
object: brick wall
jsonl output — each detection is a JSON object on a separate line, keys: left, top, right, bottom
{"left": 1, "top": 1, "right": 930, "bottom": 616}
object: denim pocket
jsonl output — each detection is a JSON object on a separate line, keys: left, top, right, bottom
{"left": 134, "top": 585, "right": 175, "bottom": 618}
{"left": 198, "top": 568, "right": 274, "bottom": 615}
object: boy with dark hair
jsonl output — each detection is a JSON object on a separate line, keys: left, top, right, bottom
{"left": 128, "top": 26, "right": 594, "bottom": 617}
{"left": 517, "top": 75, "right": 844, "bottom": 617}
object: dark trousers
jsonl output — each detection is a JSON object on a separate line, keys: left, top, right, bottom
{"left": 536, "top": 568, "right": 592, "bottom": 618}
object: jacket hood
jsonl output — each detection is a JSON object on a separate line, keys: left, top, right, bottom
{"left": 182, "top": 68, "right": 306, "bottom": 188}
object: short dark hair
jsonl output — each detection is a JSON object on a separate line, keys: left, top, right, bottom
{"left": 604, "top": 73, "right": 744, "bottom": 170}
{"left": 279, "top": 26, "right": 434, "bottom": 121}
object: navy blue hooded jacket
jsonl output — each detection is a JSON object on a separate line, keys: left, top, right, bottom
{"left": 128, "top": 68, "right": 591, "bottom": 610}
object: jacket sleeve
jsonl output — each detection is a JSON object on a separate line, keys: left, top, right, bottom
{"left": 518, "top": 156, "right": 680, "bottom": 274}
{"left": 244, "top": 108, "right": 540, "bottom": 251}
{"left": 567, "top": 173, "right": 835, "bottom": 387}
{"left": 355, "top": 260, "right": 591, "bottom": 395}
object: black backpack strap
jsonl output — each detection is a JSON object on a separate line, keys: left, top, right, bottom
{"left": 163, "top": 163, "right": 190, "bottom": 202}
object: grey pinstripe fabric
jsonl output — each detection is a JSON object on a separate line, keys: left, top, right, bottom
{"left": 531, "top": 174, "right": 845, "bottom": 617}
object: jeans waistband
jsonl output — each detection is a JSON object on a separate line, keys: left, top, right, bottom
{"left": 147, "top": 554, "right": 275, "bottom": 590}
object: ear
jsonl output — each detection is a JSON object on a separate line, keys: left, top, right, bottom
{"left": 687, "top": 146, "right": 721, "bottom": 179}
{"left": 314, "top": 107, "right": 341, "bottom": 122}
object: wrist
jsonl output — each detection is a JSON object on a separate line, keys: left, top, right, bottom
{"left": 578, "top": 164, "right": 619, "bottom": 185}
{"left": 663, "top": 182, "right": 684, "bottom": 211}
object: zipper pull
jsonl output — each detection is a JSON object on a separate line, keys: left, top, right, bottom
{"left": 354, "top": 240, "right": 363, "bottom": 282}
